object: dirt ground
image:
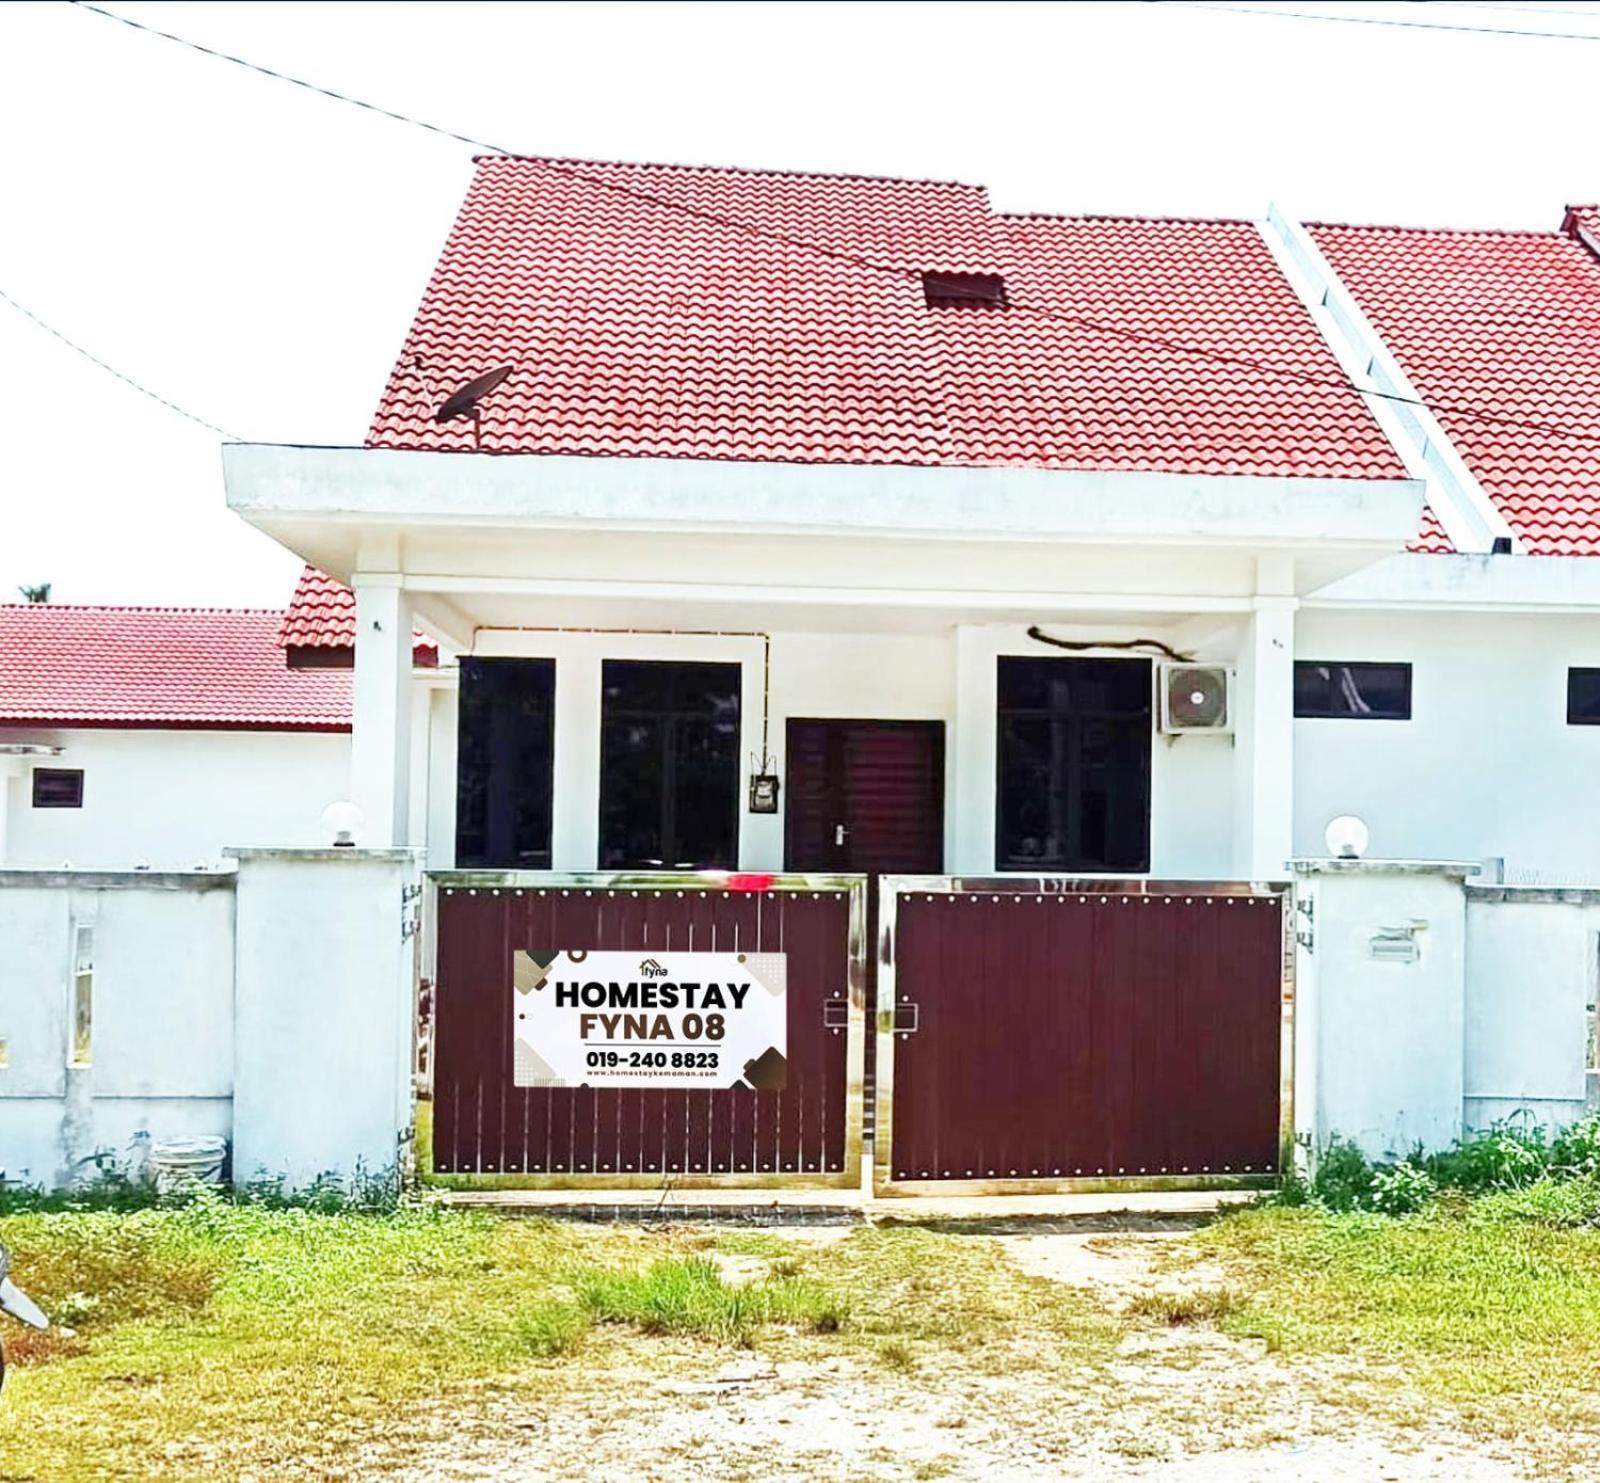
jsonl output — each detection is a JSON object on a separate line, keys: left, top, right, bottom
{"left": 389, "top": 1224, "right": 1538, "bottom": 1483}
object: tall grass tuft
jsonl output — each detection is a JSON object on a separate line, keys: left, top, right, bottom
{"left": 573, "top": 1256, "right": 846, "bottom": 1342}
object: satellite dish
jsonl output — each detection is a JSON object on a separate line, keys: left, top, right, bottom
{"left": 433, "top": 365, "right": 514, "bottom": 425}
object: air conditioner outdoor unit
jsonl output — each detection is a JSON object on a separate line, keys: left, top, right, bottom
{"left": 1159, "top": 663, "right": 1233, "bottom": 735}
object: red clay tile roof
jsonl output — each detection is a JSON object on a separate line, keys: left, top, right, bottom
{"left": 279, "top": 568, "right": 439, "bottom": 661}
{"left": 0, "top": 606, "right": 352, "bottom": 730}
{"left": 1310, "top": 216, "right": 1600, "bottom": 557}
{"left": 364, "top": 156, "right": 1404, "bottom": 482}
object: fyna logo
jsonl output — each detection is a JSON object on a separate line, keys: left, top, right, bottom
{"left": 638, "top": 958, "right": 668, "bottom": 978}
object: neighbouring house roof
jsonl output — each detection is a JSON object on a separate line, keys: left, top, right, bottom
{"left": 278, "top": 567, "right": 440, "bottom": 661}
{"left": 0, "top": 606, "right": 353, "bottom": 731}
{"left": 363, "top": 155, "right": 1406, "bottom": 482}
{"left": 1310, "top": 213, "right": 1600, "bottom": 557}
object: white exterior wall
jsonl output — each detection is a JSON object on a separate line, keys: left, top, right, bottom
{"left": 1295, "top": 610, "right": 1600, "bottom": 883}
{"left": 0, "top": 872, "right": 236, "bottom": 1186}
{"left": 435, "top": 625, "right": 1247, "bottom": 877}
{"left": 0, "top": 728, "right": 351, "bottom": 870}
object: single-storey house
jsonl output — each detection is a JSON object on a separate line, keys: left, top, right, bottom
{"left": 228, "top": 162, "right": 1600, "bottom": 891}
{"left": 7, "top": 158, "right": 1600, "bottom": 1193}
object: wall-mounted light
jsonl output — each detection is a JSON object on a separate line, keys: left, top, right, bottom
{"left": 1324, "top": 814, "right": 1370, "bottom": 860}
{"left": 320, "top": 800, "right": 367, "bottom": 848}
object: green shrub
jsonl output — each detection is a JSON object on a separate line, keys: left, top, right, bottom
{"left": 1425, "top": 1123, "right": 1549, "bottom": 1192}
{"left": 1550, "top": 1116, "right": 1600, "bottom": 1178}
{"left": 1308, "top": 1138, "right": 1375, "bottom": 1212}
{"left": 1368, "top": 1160, "right": 1437, "bottom": 1216}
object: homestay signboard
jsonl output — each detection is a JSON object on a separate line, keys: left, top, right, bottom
{"left": 511, "top": 950, "right": 788, "bottom": 1090}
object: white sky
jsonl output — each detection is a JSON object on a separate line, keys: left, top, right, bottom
{"left": 2, "top": 0, "right": 1598, "bottom": 606}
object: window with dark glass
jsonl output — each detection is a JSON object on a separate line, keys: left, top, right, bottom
{"left": 32, "top": 768, "right": 84, "bottom": 808}
{"left": 1568, "top": 669, "right": 1600, "bottom": 725}
{"left": 600, "top": 660, "right": 740, "bottom": 870}
{"left": 454, "top": 658, "right": 556, "bottom": 868}
{"left": 995, "top": 657, "right": 1152, "bottom": 873}
{"left": 1293, "top": 662, "right": 1412, "bottom": 720}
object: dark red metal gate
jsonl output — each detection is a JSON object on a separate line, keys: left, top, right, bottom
{"left": 429, "top": 874, "right": 864, "bottom": 1185}
{"left": 879, "top": 881, "right": 1289, "bottom": 1190}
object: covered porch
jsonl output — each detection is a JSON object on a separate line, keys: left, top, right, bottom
{"left": 226, "top": 444, "right": 1423, "bottom": 884}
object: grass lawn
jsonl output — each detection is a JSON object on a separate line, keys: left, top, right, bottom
{"left": 1, "top": 1184, "right": 1598, "bottom": 1479}
{"left": 0, "top": 1202, "right": 1116, "bottom": 1481}
{"left": 1180, "top": 1188, "right": 1600, "bottom": 1463}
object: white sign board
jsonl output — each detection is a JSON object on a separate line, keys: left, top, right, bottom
{"left": 511, "top": 949, "right": 788, "bottom": 1090}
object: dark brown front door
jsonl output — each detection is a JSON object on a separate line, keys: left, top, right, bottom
{"left": 784, "top": 720, "right": 946, "bottom": 876}
{"left": 785, "top": 719, "right": 945, "bottom": 1135}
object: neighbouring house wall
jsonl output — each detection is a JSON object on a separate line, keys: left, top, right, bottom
{"left": 1294, "top": 611, "right": 1600, "bottom": 884}
{"left": 0, "top": 872, "right": 236, "bottom": 1186}
{"left": 0, "top": 728, "right": 352, "bottom": 870}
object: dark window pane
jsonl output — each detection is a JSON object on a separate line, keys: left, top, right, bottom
{"left": 600, "top": 660, "right": 740, "bottom": 869}
{"left": 1293, "top": 662, "right": 1412, "bottom": 720}
{"left": 1568, "top": 669, "right": 1600, "bottom": 725}
{"left": 32, "top": 768, "right": 84, "bottom": 809}
{"left": 454, "top": 658, "right": 556, "bottom": 868}
{"left": 995, "top": 658, "right": 1151, "bottom": 872}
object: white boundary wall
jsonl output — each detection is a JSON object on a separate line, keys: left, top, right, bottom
{"left": 1294, "top": 862, "right": 1599, "bottom": 1163}
{"left": 0, "top": 850, "right": 421, "bottom": 1191}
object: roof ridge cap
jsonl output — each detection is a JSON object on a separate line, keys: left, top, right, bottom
{"left": 1308, "top": 219, "right": 1564, "bottom": 240}
{"left": 0, "top": 604, "right": 286, "bottom": 616}
{"left": 476, "top": 152, "right": 988, "bottom": 195}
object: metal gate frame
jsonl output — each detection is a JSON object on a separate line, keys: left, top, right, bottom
{"left": 422, "top": 870, "right": 870, "bottom": 1191}
{"left": 873, "top": 875, "right": 1296, "bottom": 1198}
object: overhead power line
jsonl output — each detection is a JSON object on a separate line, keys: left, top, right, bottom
{"left": 67, "top": 1, "right": 509, "bottom": 152}
{"left": 1150, "top": 0, "right": 1600, "bottom": 42}
{"left": 0, "top": 284, "right": 240, "bottom": 438}
{"left": 60, "top": 0, "right": 1600, "bottom": 452}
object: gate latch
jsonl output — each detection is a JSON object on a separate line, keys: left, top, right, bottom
{"left": 879, "top": 1001, "right": 919, "bottom": 1036}
{"left": 822, "top": 998, "right": 850, "bottom": 1031}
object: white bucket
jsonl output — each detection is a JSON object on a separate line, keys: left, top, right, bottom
{"left": 150, "top": 1136, "right": 228, "bottom": 1195}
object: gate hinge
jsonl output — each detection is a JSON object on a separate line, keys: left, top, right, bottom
{"left": 823, "top": 999, "right": 849, "bottom": 1032}
{"left": 1295, "top": 894, "right": 1314, "bottom": 954}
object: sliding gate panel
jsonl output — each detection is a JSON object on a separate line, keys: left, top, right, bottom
{"left": 431, "top": 874, "right": 864, "bottom": 1187}
{"left": 879, "top": 882, "right": 1289, "bottom": 1190}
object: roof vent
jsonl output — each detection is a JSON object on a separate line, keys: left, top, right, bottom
{"left": 921, "top": 271, "right": 1008, "bottom": 310}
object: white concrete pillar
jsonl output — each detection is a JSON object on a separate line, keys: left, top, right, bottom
{"left": 0, "top": 761, "right": 15, "bottom": 866}
{"left": 1292, "top": 860, "right": 1472, "bottom": 1159}
{"left": 228, "top": 847, "right": 421, "bottom": 1189}
{"left": 351, "top": 576, "right": 414, "bottom": 848}
{"left": 551, "top": 646, "right": 602, "bottom": 870}
{"left": 1234, "top": 596, "right": 1296, "bottom": 879}
{"left": 952, "top": 625, "right": 998, "bottom": 873}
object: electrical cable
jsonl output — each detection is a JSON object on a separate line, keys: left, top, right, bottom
{"left": 0, "top": 284, "right": 240, "bottom": 438}
{"left": 1147, "top": 0, "right": 1600, "bottom": 43}
{"left": 58, "top": 0, "right": 1600, "bottom": 450}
